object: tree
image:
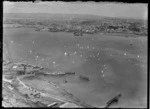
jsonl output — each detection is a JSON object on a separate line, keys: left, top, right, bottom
{"left": 128, "top": 22, "right": 141, "bottom": 32}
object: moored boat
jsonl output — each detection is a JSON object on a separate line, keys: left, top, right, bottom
{"left": 79, "top": 75, "right": 90, "bottom": 81}
{"left": 65, "top": 72, "right": 75, "bottom": 75}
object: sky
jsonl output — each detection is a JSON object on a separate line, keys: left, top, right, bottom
{"left": 3, "top": 1, "right": 148, "bottom": 20}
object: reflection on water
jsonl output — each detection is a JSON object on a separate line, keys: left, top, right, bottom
{"left": 3, "top": 28, "right": 147, "bottom": 107}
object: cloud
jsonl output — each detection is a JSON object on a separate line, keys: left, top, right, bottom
{"left": 143, "top": 6, "right": 148, "bottom": 20}
{"left": 3, "top": 1, "right": 148, "bottom": 20}
{"left": 3, "top": 1, "right": 15, "bottom": 13}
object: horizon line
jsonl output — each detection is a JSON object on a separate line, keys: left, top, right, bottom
{"left": 4, "top": 12, "right": 147, "bottom": 20}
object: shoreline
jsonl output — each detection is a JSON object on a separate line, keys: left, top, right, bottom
{"left": 3, "top": 25, "right": 147, "bottom": 38}
{"left": 3, "top": 60, "right": 95, "bottom": 108}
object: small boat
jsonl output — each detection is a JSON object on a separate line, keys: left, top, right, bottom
{"left": 47, "top": 102, "right": 59, "bottom": 107}
{"left": 33, "top": 66, "right": 41, "bottom": 69}
{"left": 35, "top": 28, "right": 41, "bottom": 31}
{"left": 65, "top": 72, "right": 75, "bottom": 75}
{"left": 12, "top": 65, "right": 18, "bottom": 69}
{"left": 74, "top": 31, "right": 83, "bottom": 36}
{"left": 105, "top": 93, "right": 122, "bottom": 108}
{"left": 46, "top": 71, "right": 66, "bottom": 76}
{"left": 79, "top": 75, "right": 90, "bottom": 81}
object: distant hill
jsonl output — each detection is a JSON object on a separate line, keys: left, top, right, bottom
{"left": 4, "top": 13, "right": 103, "bottom": 20}
{"left": 4, "top": 13, "right": 146, "bottom": 23}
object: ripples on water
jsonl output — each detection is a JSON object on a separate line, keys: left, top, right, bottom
{"left": 3, "top": 28, "right": 147, "bottom": 107}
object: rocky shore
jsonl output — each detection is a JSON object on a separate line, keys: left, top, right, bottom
{"left": 2, "top": 60, "right": 95, "bottom": 108}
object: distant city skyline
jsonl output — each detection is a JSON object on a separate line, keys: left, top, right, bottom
{"left": 4, "top": 1, "right": 148, "bottom": 20}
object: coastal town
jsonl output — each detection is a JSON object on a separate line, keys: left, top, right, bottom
{"left": 4, "top": 14, "right": 147, "bottom": 36}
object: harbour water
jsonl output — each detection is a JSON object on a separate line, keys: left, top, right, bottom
{"left": 3, "top": 27, "right": 147, "bottom": 107}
